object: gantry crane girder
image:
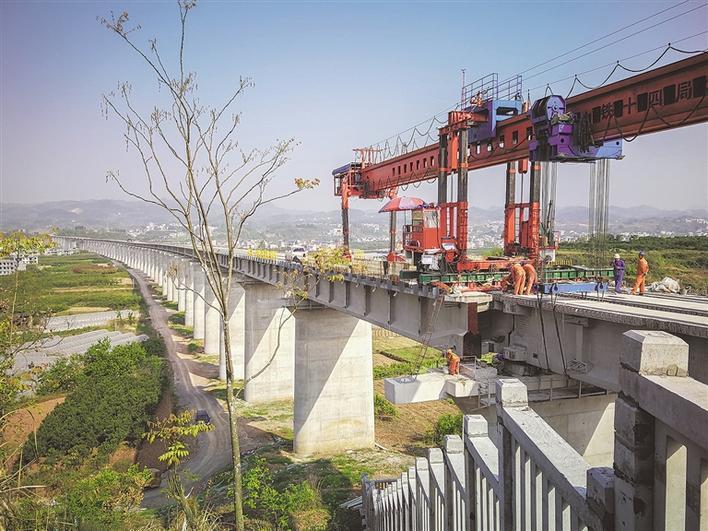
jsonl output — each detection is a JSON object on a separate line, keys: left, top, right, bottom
{"left": 337, "top": 53, "right": 708, "bottom": 198}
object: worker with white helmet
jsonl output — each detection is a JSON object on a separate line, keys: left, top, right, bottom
{"left": 611, "top": 253, "right": 625, "bottom": 294}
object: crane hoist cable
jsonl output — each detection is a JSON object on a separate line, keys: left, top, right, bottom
{"left": 412, "top": 293, "right": 446, "bottom": 380}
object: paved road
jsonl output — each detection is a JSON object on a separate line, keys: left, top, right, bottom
{"left": 129, "top": 267, "right": 232, "bottom": 507}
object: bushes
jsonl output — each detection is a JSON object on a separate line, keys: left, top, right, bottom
{"left": 374, "top": 393, "right": 397, "bottom": 420}
{"left": 242, "top": 457, "right": 322, "bottom": 530}
{"left": 31, "top": 339, "right": 165, "bottom": 458}
{"left": 62, "top": 465, "right": 151, "bottom": 527}
{"left": 430, "top": 413, "right": 463, "bottom": 446}
{"left": 35, "top": 353, "right": 85, "bottom": 395}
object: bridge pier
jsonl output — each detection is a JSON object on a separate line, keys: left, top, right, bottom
{"left": 204, "top": 280, "right": 222, "bottom": 361}
{"left": 226, "top": 283, "right": 246, "bottom": 380}
{"left": 293, "top": 308, "right": 374, "bottom": 455}
{"left": 159, "top": 253, "right": 169, "bottom": 297}
{"left": 191, "top": 263, "right": 206, "bottom": 340}
{"left": 176, "top": 259, "right": 188, "bottom": 313}
{"left": 243, "top": 283, "right": 294, "bottom": 403}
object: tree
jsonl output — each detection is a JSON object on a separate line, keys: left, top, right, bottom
{"left": 0, "top": 231, "right": 54, "bottom": 418}
{"left": 145, "top": 410, "right": 215, "bottom": 528}
{"left": 0, "top": 231, "right": 53, "bottom": 526}
{"left": 99, "top": 3, "right": 318, "bottom": 527}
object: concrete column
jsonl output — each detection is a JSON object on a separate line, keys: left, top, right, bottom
{"left": 169, "top": 266, "right": 179, "bottom": 304}
{"left": 226, "top": 283, "right": 246, "bottom": 380}
{"left": 184, "top": 262, "right": 195, "bottom": 328}
{"left": 204, "top": 279, "right": 221, "bottom": 358}
{"left": 192, "top": 263, "right": 206, "bottom": 340}
{"left": 166, "top": 268, "right": 175, "bottom": 301}
{"left": 139, "top": 249, "right": 147, "bottom": 274}
{"left": 160, "top": 255, "right": 169, "bottom": 296}
{"left": 149, "top": 252, "right": 157, "bottom": 282}
{"left": 243, "top": 283, "right": 294, "bottom": 403}
{"left": 293, "top": 308, "right": 374, "bottom": 455}
{"left": 177, "top": 260, "right": 187, "bottom": 312}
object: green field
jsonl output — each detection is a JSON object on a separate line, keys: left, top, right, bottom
{"left": 0, "top": 252, "right": 142, "bottom": 315}
{"left": 559, "top": 235, "right": 708, "bottom": 294}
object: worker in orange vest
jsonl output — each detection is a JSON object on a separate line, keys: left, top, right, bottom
{"left": 502, "top": 263, "right": 526, "bottom": 295}
{"left": 445, "top": 347, "right": 460, "bottom": 376}
{"left": 522, "top": 263, "right": 537, "bottom": 295}
{"left": 631, "top": 251, "right": 649, "bottom": 295}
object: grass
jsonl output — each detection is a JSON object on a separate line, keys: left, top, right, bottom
{"left": 167, "top": 311, "right": 194, "bottom": 335}
{"left": 0, "top": 253, "right": 141, "bottom": 314}
{"left": 372, "top": 335, "right": 443, "bottom": 379}
{"left": 205, "top": 446, "right": 410, "bottom": 529}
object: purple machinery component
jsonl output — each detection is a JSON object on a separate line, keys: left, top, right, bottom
{"left": 528, "top": 95, "right": 623, "bottom": 162}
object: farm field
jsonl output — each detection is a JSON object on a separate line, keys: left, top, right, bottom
{"left": 0, "top": 252, "right": 142, "bottom": 315}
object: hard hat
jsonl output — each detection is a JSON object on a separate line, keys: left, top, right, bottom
{"left": 614, "top": 253, "right": 620, "bottom": 259}
{"left": 639, "top": 251, "right": 645, "bottom": 256}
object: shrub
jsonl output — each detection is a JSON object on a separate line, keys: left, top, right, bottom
{"left": 243, "top": 457, "right": 322, "bottom": 530}
{"left": 63, "top": 465, "right": 151, "bottom": 526}
{"left": 373, "top": 393, "right": 398, "bottom": 420}
{"left": 35, "top": 353, "right": 85, "bottom": 395}
{"left": 32, "top": 339, "right": 165, "bottom": 458}
{"left": 431, "top": 413, "right": 463, "bottom": 446}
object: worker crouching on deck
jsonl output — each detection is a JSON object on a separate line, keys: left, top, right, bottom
{"left": 522, "top": 263, "right": 537, "bottom": 295}
{"left": 445, "top": 347, "right": 460, "bottom": 376}
{"left": 631, "top": 251, "right": 649, "bottom": 295}
{"left": 501, "top": 263, "right": 526, "bottom": 295}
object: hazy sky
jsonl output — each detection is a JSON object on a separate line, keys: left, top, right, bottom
{"left": 1, "top": 0, "right": 707, "bottom": 212}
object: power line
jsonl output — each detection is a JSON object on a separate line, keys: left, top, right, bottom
{"left": 525, "top": 31, "right": 707, "bottom": 95}
{"left": 522, "top": 3, "right": 708, "bottom": 83}
{"left": 515, "top": 0, "right": 691, "bottom": 77}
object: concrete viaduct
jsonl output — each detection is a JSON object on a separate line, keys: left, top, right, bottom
{"left": 55, "top": 237, "right": 708, "bottom": 457}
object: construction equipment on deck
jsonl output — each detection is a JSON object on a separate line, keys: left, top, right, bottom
{"left": 332, "top": 53, "right": 708, "bottom": 291}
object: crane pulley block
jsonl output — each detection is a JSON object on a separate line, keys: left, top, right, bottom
{"left": 529, "top": 95, "right": 623, "bottom": 162}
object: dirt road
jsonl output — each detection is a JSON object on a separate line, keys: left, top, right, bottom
{"left": 129, "top": 268, "right": 231, "bottom": 507}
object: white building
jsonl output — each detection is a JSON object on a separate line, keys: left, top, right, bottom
{"left": 0, "top": 259, "right": 17, "bottom": 276}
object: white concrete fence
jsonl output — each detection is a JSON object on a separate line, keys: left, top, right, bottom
{"left": 362, "top": 330, "right": 708, "bottom": 531}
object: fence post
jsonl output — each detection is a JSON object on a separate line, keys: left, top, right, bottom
{"left": 586, "top": 467, "right": 615, "bottom": 531}
{"left": 464, "top": 414, "right": 489, "bottom": 530}
{"left": 407, "top": 466, "right": 418, "bottom": 531}
{"left": 495, "top": 378, "right": 528, "bottom": 531}
{"left": 444, "top": 434, "right": 466, "bottom": 530}
{"left": 428, "top": 447, "right": 446, "bottom": 530}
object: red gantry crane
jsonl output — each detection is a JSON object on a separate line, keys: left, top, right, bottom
{"left": 333, "top": 53, "right": 708, "bottom": 290}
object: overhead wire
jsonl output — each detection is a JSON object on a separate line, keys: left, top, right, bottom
{"left": 525, "top": 34, "right": 708, "bottom": 99}
{"left": 521, "top": 3, "right": 708, "bottom": 84}
{"left": 512, "top": 0, "right": 692, "bottom": 78}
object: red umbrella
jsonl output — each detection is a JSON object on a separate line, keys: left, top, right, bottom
{"left": 379, "top": 196, "right": 426, "bottom": 213}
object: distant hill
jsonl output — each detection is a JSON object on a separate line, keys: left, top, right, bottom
{"left": 1, "top": 199, "right": 706, "bottom": 235}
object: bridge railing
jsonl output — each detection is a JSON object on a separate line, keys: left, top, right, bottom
{"left": 494, "top": 378, "right": 605, "bottom": 530}
{"left": 361, "top": 330, "right": 708, "bottom": 531}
